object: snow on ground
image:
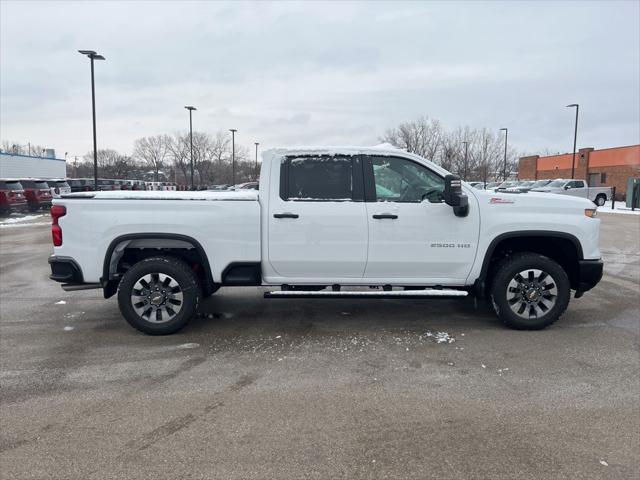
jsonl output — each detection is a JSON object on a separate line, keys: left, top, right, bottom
{"left": 422, "top": 331, "right": 455, "bottom": 344}
{"left": 599, "top": 201, "right": 640, "bottom": 215}
{"left": 0, "top": 214, "right": 46, "bottom": 225}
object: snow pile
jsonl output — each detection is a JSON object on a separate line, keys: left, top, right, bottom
{"left": 0, "top": 214, "right": 46, "bottom": 224}
{"left": 0, "top": 221, "right": 49, "bottom": 229}
{"left": 422, "top": 330, "right": 455, "bottom": 344}
{"left": 599, "top": 201, "right": 640, "bottom": 215}
{"left": 0, "top": 214, "right": 48, "bottom": 228}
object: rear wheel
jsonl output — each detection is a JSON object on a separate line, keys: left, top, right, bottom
{"left": 594, "top": 194, "right": 606, "bottom": 207}
{"left": 117, "top": 256, "right": 201, "bottom": 335}
{"left": 490, "top": 253, "right": 570, "bottom": 330}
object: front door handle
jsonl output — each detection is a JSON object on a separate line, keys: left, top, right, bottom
{"left": 372, "top": 214, "right": 398, "bottom": 219}
{"left": 273, "top": 213, "right": 299, "bottom": 219}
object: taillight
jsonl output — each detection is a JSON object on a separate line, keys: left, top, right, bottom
{"left": 51, "top": 205, "right": 66, "bottom": 246}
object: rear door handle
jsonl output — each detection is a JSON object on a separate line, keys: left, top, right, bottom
{"left": 273, "top": 213, "right": 299, "bottom": 219}
{"left": 372, "top": 214, "right": 398, "bottom": 219}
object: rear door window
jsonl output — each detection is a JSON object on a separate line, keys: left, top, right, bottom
{"left": 282, "top": 156, "right": 356, "bottom": 201}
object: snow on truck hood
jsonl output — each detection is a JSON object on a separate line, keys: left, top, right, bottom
{"left": 60, "top": 190, "right": 258, "bottom": 201}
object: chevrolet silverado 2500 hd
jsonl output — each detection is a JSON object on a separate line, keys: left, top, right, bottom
{"left": 48, "top": 145, "right": 603, "bottom": 335}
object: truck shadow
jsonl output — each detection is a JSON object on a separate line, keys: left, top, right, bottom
{"left": 186, "top": 289, "right": 502, "bottom": 338}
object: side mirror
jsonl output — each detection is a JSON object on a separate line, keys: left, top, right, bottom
{"left": 444, "top": 175, "right": 469, "bottom": 217}
{"left": 564, "top": 185, "right": 571, "bottom": 190}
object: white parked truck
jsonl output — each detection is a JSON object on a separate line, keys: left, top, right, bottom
{"left": 531, "top": 179, "right": 612, "bottom": 206}
{"left": 49, "top": 145, "right": 603, "bottom": 334}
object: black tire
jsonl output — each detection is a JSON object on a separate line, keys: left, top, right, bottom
{"left": 490, "top": 253, "right": 570, "bottom": 330}
{"left": 594, "top": 194, "right": 606, "bottom": 207}
{"left": 117, "top": 256, "right": 201, "bottom": 335}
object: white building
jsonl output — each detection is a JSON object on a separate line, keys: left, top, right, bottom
{"left": 0, "top": 152, "right": 67, "bottom": 179}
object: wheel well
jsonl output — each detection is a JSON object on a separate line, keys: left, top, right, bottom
{"left": 481, "top": 235, "right": 581, "bottom": 294}
{"left": 102, "top": 235, "right": 216, "bottom": 298}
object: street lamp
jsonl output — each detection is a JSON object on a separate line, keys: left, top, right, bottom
{"left": 184, "top": 106, "right": 196, "bottom": 189}
{"left": 566, "top": 104, "right": 579, "bottom": 179}
{"left": 78, "top": 50, "right": 105, "bottom": 191}
{"left": 254, "top": 142, "right": 259, "bottom": 181}
{"left": 500, "top": 128, "right": 508, "bottom": 181}
{"left": 230, "top": 129, "right": 237, "bottom": 186}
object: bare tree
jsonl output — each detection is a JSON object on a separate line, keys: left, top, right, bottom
{"left": 167, "top": 133, "right": 191, "bottom": 184}
{"left": 133, "top": 135, "right": 170, "bottom": 182}
{"left": 1, "top": 140, "right": 46, "bottom": 156}
{"left": 380, "top": 116, "right": 443, "bottom": 161}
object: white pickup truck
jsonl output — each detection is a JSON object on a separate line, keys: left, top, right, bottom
{"left": 49, "top": 146, "right": 603, "bottom": 335}
{"left": 531, "top": 179, "right": 612, "bottom": 206}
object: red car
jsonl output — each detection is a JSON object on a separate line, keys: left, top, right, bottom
{"left": 20, "top": 179, "right": 53, "bottom": 211}
{"left": 0, "top": 180, "right": 28, "bottom": 215}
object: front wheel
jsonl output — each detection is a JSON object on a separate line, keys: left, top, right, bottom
{"left": 117, "top": 256, "right": 201, "bottom": 335}
{"left": 490, "top": 253, "right": 570, "bottom": 330}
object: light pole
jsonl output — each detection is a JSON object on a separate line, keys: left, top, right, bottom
{"left": 254, "top": 142, "right": 259, "bottom": 181}
{"left": 566, "top": 103, "right": 579, "bottom": 179}
{"left": 78, "top": 50, "right": 105, "bottom": 191}
{"left": 230, "top": 129, "right": 237, "bottom": 186}
{"left": 500, "top": 128, "right": 508, "bottom": 181}
{"left": 184, "top": 106, "right": 196, "bottom": 189}
{"left": 462, "top": 140, "right": 468, "bottom": 181}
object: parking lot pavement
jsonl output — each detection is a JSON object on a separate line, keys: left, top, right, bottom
{"left": 0, "top": 214, "right": 638, "bottom": 480}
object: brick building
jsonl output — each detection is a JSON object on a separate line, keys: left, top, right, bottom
{"left": 519, "top": 144, "right": 640, "bottom": 197}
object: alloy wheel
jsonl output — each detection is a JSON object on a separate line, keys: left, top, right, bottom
{"left": 506, "top": 269, "right": 558, "bottom": 319}
{"left": 131, "top": 273, "right": 183, "bottom": 323}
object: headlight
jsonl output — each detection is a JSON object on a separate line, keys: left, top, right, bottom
{"left": 584, "top": 209, "right": 597, "bottom": 218}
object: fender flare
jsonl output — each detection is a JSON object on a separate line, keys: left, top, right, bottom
{"left": 101, "top": 233, "right": 215, "bottom": 297}
{"left": 474, "top": 230, "right": 584, "bottom": 295}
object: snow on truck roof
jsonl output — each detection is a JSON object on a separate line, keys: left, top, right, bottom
{"left": 264, "top": 144, "right": 451, "bottom": 177}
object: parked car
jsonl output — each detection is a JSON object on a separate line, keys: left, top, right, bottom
{"left": 0, "top": 180, "right": 27, "bottom": 215}
{"left": 501, "top": 180, "right": 535, "bottom": 193}
{"left": 234, "top": 182, "right": 259, "bottom": 190}
{"left": 67, "top": 178, "right": 94, "bottom": 192}
{"left": 207, "top": 184, "right": 231, "bottom": 191}
{"left": 467, "top": 181, "right": 482, "bottom": 189}
{"left": 49, "top": 145, "right": 603, "bottom": 335}
{"left": 531, "top": 179, "right": 612, "bottom": 206}
{"left": 97, "top": 179, "right": 117, "bottom": 191}
{"left": 47, "top": 179, "right": 71, "bottom": 196}
{"left": 529, "top": 179, "right": 553, "bottom": 190}
{"left": 20, "top": 179, "right": 53, "bottom": 211}
{"left": 484, "top": 181, "right": 502, "bottom": 190}
{"left": 494, "top": 181, "right": 519, "bottom": 191}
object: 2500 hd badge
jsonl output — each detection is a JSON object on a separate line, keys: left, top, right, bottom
{"left": 430, "top": 243, "right": 472, "bottom": 248}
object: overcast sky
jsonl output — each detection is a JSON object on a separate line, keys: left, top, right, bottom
{"left": 1, "top": 0, "right": 639, "bottom": 159}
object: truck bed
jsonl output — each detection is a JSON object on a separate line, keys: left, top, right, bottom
{"left": 53, "top": 189, "right": 261, "bottom": 284}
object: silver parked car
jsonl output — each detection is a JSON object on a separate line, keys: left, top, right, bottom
{"left": 531, "top": 179, "right": 611, "bottom": 206}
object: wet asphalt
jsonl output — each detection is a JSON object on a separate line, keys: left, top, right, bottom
{"left": 0, "top": 212, "right": 638, "bottom": 479}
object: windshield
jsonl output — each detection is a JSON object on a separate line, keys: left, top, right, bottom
{"left": 519, "top": 181, "right": 534, "bottom": 187}
{"left": 532, "top": 180, "right": 551, "bottom": 188}
{"left": 547, "top": 180, "right": 567, "bottom": 187}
